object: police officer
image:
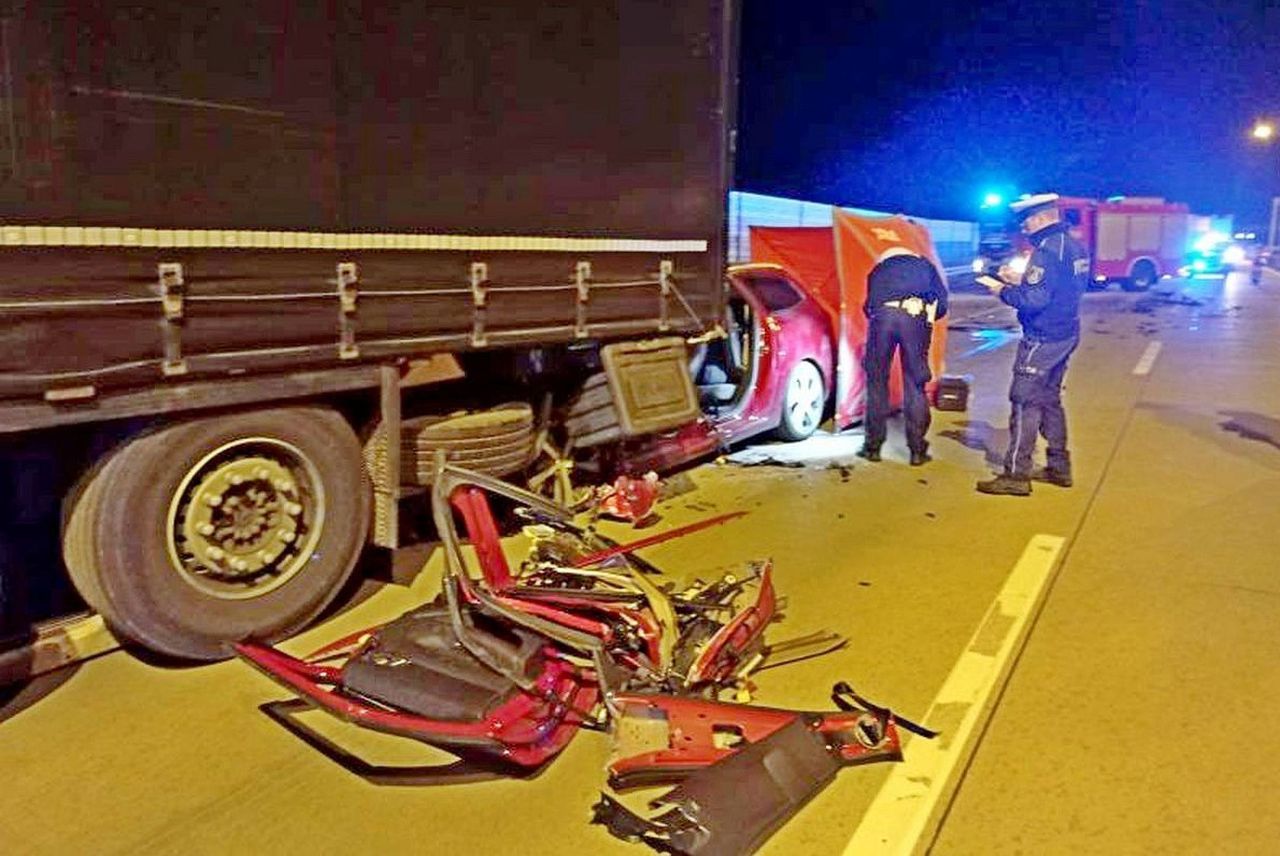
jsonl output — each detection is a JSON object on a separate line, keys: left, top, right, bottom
{"left": 976, "top": 194, "right": 1088, "bottom": 496}
{"left": 858, "top": 247, "right": 948, "bottom": 466}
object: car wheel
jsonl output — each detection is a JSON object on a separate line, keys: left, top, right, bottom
{"left": 776, "top": 360, "right": 824, "bottom": 441}
{"left": 1123, "top": 260, "right": 1158, "bottom": 291}
{"left": 62, "top": 406, "right": 369, "bottom": 660}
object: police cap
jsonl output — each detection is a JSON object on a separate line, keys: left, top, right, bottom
{"left": 1009, "top": 193, "right": 1060, "bottom": 222}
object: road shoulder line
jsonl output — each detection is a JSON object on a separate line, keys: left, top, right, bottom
{"left": 843, "top": 533, "right": 1065, "bottom": 856}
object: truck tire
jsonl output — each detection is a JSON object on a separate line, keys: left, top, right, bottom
{"left": 1123, "top": 260, "right": 1158, "bottom": 291}
{"left": 564, "top": 373, "right": 625, "bottom": 448}
{"left": 62, "top": 406, "right": 369, "bottom": 660}
{"left": 364, "top": 403, "right": 536, "bottom": 487}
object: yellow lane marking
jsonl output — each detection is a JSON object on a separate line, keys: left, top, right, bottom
{"left": 844, "top": 533, "right": 1066, "bottom": 856}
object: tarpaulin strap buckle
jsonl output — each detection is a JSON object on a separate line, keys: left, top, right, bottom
{"left": 158, "top": 262, "right": 187, "bottom": 376}
{"left": 470, "top": 262, "right": 489, "bottom": 347}
{"left": 574, "top": 261, "right": 591, "bottom": 338}
{"left": 658, "top": 260, "right": 673, "bottom": 331}
{"left": 337, "top": 262, "right": 359, "bottom": 359}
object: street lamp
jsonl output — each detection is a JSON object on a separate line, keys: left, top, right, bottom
{"left": 1252, "top": 121, "right": 1280, "bottom": 244}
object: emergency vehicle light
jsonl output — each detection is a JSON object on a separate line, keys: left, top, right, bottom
{"left": 1194, "top": 232, "right": 1229, "bottom": 253}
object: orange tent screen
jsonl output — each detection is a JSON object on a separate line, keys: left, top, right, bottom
{"left": 750, "top": 212, "right": 949, "bottom": 427}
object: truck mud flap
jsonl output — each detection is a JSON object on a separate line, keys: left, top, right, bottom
{"left": 592, "top": 718, "right": 842, "bottom": 855}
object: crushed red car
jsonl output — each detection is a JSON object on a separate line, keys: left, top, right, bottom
{"left": 237, "top": 466, "right": 933, "bottom": 852}
{"left": 624, "top": 263, "right": 837, "bottom": 473}
{"left": 625, "top": 212, "right": 959, "bottom": 475}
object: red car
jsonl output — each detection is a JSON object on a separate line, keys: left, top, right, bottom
{"left": 629, "top": 263, "right": 835, "bottom": 471}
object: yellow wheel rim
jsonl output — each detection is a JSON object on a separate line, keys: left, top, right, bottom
{"left": 166, "top": 438, "right": 325, "bottom": 600}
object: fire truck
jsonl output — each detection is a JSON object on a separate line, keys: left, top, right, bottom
{"left": 974, "top": 196, "right": 1191, "bottom": 291}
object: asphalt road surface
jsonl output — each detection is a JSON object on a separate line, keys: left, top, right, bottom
{"left": 3, "top": 271, "right": 1278, "bottom": 855}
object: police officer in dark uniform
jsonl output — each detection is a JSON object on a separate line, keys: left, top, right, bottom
{"left": 858, "top": 247, "right": 948, "bottom": 466}
{"left": 976, "top": 194, "right": 1089, "bottom": 496}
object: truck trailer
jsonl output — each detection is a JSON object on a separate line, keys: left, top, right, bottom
{"left": 0, "top": 0, "right": 736, "bottom": 664}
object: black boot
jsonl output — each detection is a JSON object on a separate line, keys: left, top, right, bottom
{"left": 976, "top": 473, "right": 1032, "bottom": 496}
{"left": 857, "top": 445, "right": 881, "bottom": 462}
{"left": 1031, "top": 467, "right": 1073, "bottom": 487}
{"left": 909, "top": 449, "right": 932, "bottom": 466}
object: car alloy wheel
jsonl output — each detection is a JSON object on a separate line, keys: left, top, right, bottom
{"left": 779, "top": 360, "right": 824, "bottom": 441}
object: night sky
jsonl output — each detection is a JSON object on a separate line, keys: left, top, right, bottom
{"left": 735, "top": 0, "right": 1280, "bottom": 225}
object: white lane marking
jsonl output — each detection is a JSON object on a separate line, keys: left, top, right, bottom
{"left": 844, "top": 533, "right": 1066, "bottom": 856}
{"left": 1131, "top": 341, "right": 1163, "bottom": 376}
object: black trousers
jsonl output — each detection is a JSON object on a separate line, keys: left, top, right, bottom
{"left": 1004, "top": 335, "right": 1078, "bottom": 477}
{"left": 863, "top": 309, "right": 933, "bottom": 454}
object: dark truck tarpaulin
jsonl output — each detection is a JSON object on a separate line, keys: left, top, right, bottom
{"left": 0, "top": 0, "right": 734, "bottom": 418}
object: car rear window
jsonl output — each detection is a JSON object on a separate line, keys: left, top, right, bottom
{"left": 742, "top": 275, "right": 803, "bottom": 312}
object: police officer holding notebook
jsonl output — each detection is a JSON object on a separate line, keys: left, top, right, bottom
{"left": 858, "top": 247, "right": 948, "bottom": 466}
{"left": 975, "top": 193, "right": 1088, "bottom": 496}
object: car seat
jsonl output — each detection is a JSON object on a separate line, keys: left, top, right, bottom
{"left": 695, "top": 300, "right": 751, "bottom": 407}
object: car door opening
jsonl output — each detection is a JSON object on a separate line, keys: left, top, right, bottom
{"left": 691, "top": 292, "right": 757, "bottom": 412}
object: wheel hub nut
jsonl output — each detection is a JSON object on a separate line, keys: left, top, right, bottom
{"left": 181, "top": 455, "right": 306, "bottom": 580}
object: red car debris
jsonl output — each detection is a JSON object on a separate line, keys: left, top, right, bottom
{"left": 595, "top": 471, "right": 662, "bottom": 523}
{"left": 237, "top": 466, "right": 933, "bottom": 852}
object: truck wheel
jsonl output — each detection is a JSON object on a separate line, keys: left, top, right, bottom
{"left": 776, "top": 360, "right": 824, "bottom": 441}
{"left": 1123, "top": 260, "right": 1158, "bottom": 291}
{"left": 63, "top": 406, "right": 369, "bottom": 660}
